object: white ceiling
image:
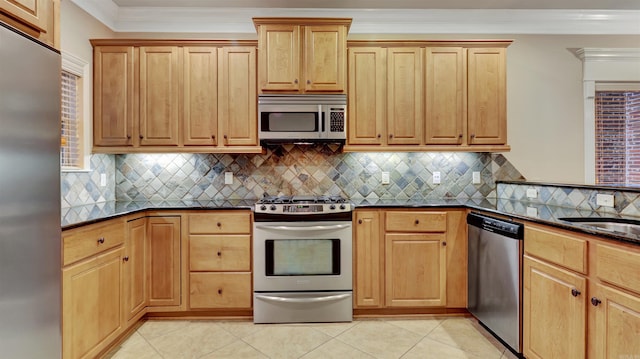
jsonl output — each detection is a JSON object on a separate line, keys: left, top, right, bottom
{"left": 71, "top": 0, "right": 640, "bottom": 34}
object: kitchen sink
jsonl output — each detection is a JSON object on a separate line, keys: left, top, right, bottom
{"left": 559, "top": 217, "right": 640, "bottom": 236}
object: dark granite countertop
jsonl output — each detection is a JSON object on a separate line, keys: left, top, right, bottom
{"left": 62, "top": 198, "right": 640, "bottom": 245}
{"left": 61, "top": 200, "right": 255, "bottom": 229}
{"left": 352, "top": 198, "right": 640, "bottom": 246}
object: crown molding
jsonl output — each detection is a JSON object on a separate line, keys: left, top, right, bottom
{"left": 574, "top": 48, "right": 640, "bottom": 61}
{"left": 61, "top": 51, "right": 88, "bottom": 76}
{"left": 70, "top": 1, "right": 640, "bottom": 35}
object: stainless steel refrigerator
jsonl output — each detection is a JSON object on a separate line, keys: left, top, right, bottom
{"left": 0, "top": 23, "right": 62, "bottom": 358}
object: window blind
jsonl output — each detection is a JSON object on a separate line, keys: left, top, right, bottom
{"left": 595, "top": 91, "right": 640, "bottom": 186}
{"left": 61, "top": 71, "right": 81, "bottom": 168}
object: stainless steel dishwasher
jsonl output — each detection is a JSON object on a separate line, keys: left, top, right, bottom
{"left": 467, "top": 212, "right": 524, "bottom": 357}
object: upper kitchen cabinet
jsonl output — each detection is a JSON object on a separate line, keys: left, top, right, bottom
{"left": 218, "top": 46, "right": 258, "bottom": 146}
{"left": 467, "top": 47, "right": 507, "bottom": 145}
{"left": 91, "top": 40, "right": 261, "bottom": 154}
{"left": 93, "top": 45, "right": 135, "bottom": 147}
{"left": 424, "top": 47, "right": 464, "bottom": 145}
{"left": 0, "top": 0, "right": 59, "bottom": 49}
{"left": 347, "top": 46, "right": 424, "bottom": 146}
{"left": 254, "top": 18, "right": 351, "bottom": 94}
{"left": 139, "top": 46, "right": 180, "bottom": 146}
{"left": 344, "top": 40, "right": 511, "bottom": 152}
{"left": 347, "top": 47, "right": 386, "bottom": 145}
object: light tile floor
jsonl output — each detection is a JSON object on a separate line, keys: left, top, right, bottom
{"left": 106, "top": 317, "right": 519, "bottom": 359}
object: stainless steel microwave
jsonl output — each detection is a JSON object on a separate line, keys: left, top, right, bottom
{"left": 258, "top": 95, "right": 347, "bottom": 145}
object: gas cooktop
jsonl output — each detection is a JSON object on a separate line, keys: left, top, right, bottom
{"left": 255, "top": 195, "right": 351, "bottom": 214}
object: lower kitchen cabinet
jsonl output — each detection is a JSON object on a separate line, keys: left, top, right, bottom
{"left": 62, "top": 218, "right": 126, "bottom": 359}
{"left": 190, "top": 272, "right": 252, "bottom": 308}
{"left": 147, "top": 216, "right": 182, "bottom": 308}
{"left": 353, "top": 210, "right": 383, "bottom": 307}
{"left": 523, "top": 256, "right": 587, "bottom": 359}
{"left": 386, "top": 233, "right": 446, "bottom": 307}
{"left": 62, "top": 247, "right": 124, "bottom": 359}
{"left": 524, "top": 223, "right": 640, "bottom": 359}
{"left": 591, "top": 283, "right": 640, "bottom": 358}
{"left": 353, "top": 209, "right": 466, "bottom": 310}
{"left": 124, "top": 217, "right": 147, "bottom": 323}
{"left": 187, "top": 210, "right": 253, "bottom": 310}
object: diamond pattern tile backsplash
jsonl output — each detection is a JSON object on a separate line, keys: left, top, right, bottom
{"left": 497, "top": 182, "right": 640, "bottom": 217}
{"left": 61, "top": 154, "right": 116, "bottom": 208}
{"left": 114, "top": 146, "right": 524, "bottom": 202}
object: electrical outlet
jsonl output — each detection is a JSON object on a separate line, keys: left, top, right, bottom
{"left": 224, "top": 172, "right": 233, "bottom": 185}
{"left": 526, "top": 189, "right": 538, "bottom": 198}
{"left": 472, "top": 171, "right": 481, "bottom": 184}
{"left": 100, "top": 173, "right": 106, "bottom": 187}
{"left": 381, "top": 172, "right": 390, "bottom": 185}
{"left": 526, "top": 206, "right": 538, "bottom": 217}
{"left": 433, "top": 171, "right": 441, "bottom": 184}
{"left": 596, "top": 194, "right": 614, "bottom": 208}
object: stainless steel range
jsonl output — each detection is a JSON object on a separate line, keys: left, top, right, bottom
{"left": 253, "top": 195, "right": 353, "bottom": 324}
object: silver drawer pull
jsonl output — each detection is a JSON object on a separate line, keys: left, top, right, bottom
{"left": 255, "top": 293, "right": 350, "bottom": 304}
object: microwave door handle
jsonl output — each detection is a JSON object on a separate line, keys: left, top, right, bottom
{"left": 255, "top": 224, "right": 351, "bottom": 231}
{"left": 318, "top": 105, "right": 325, "bottom": 138}
{"left": 255, "top": 293, "right": 351, "bottom": 304}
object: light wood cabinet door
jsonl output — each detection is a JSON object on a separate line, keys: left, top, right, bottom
{"left": 0, "top": 0, "right": 46, "bottom": 31}
{"left": 347, "top": 47, "right": 386, "bottom": 145}
{"left": 183, "top": 47, "right": 217, "bottom": 146}
{"left": 189, "top": 234, "right": 251, "bottom": 271}
{"left": 303, "top": 25, "right": 346, "bottom": 92}
{"left": 385, "top": 233, "right": 446, "bottom": 307}
{"left": 425, "top": 47, "right": 464, "bottom": 145}
{"left": 387, "top": 47, "right": 423, "bottom": 145}
{"left": 139, "top": 46, "right": 180, "bottom": 146}
{"left": 62, "top": 247, "right": 124, "bottom": 359}
{"left": 591, "top": 283, "right": 640, "bottom": 359}
{"left": 467, "top": 48, "right": 507, "bottom": 145}
{"left": 523, "top": 256, "right": 587, "bottom": 359}
{"left": 93, "top": 46, "right": 135, "bottom": 147}
{"left": 354, "top": 210, "right": 383, "bottom": 308}
{"left": 124, "top": 218, "right": 147, "bottom": 322}
{"left": 147, "top": 216, "right": 181, "bottom": 307}
{"left": 257, "top": 24, "right": 300, "bottom": 92}
{"left": 218, "top": 46, "right": 258, "bottom": 146}
{"left": 190, "top": 272, "right": 252, "bottom": 309}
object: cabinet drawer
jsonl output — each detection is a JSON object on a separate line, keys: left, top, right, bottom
{"left": 188, "top": 212, "right": 251, "bottom": 234}
{"left": 385, "top": 211, "right": 447, "bottom": 232}
{"left": 189, "top": 235, "right": 251, "bottom": 271}
{"left": 63, "top": 220, "right": 124, "bottom": 266}
{"left": 524, "top": 225, "right": 587, "bottom": 274}
{"left": 596, "top": 243, "right": 640, "bottom": 295}
{"left": 189, "top": 272, "right": 252, "bottom": 309}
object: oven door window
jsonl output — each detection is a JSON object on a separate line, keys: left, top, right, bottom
{"left": 265, "top": 239, "right": 340, "bottom": 276}
{"left": 261, "top": 112, "right": 320, "bottom": 132}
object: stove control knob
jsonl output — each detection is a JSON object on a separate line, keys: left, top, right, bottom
{"left": 340, "top": 204, "right": 346, "bottom": 210}
{"left": 329, "top": 204, "right": 336, "bottom": 210}
{"left": 260, "top": 205, "right": 267, "bottom": 211}
{"left": 270, "top": 205, "right": 277, "bottom": 211}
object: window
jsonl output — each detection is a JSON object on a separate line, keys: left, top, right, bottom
{"left": 61, "top": 52, "right": 89, "bottom": 171}
{"left": 595, "top": 90, "right": 640, "bottom": 186}
{"left": 61, "top": 70, "right": 82, "bottom": 169}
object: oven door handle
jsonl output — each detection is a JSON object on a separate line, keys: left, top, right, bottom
{"left": 255, "top": 293, "right": 351, "bottom": 304}
{"left": 255, "top": 224, "right": 350, "bottom": 231}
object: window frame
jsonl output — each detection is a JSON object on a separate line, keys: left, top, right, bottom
{"left": 576, "top": 48, "right": 640, "bottom": 185}
{"left": 61, "top": 51, "right": 90, "bottom": 172}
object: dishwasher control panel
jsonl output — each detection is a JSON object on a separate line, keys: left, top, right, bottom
{"left": 467, "top": 212, "right": 524, "bottom": 239}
